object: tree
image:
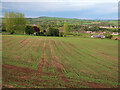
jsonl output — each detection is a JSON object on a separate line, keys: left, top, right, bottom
{"left": 103, "top": 31, "right": 112, "bottom": 39}
{"left": 17, "top": 13, "right": 26, "bottom": 34}
{"left": 63, "top": 22, "right": 68, "bottom": 37}
{"left": 93, "top": 25, "right": 99, "bottom": 31}
{"left": 25, "top": 26, "right": 34, "bottom": 35}
{"left": 48, "top": 27, "right": 59, "bottom": 36}
{"left": 5, "top": 12, "right": 14, "bottom": 34}
{"left": 44, "top": 31, "right": 49, "bottom": 36}
{"left": 33, "top": 26, "right": 40, "bottom": 32}
{"left": 53, "top": 28, "right": 59, "bottom": 36}
{"left": 112, "top": 28, "right": 118, "bottom": 32}
{"left": 4, "top": 11, "right": 26, "bottom": 34}
{"left": 2, "top": 25, "right": 6, "bottom": 32}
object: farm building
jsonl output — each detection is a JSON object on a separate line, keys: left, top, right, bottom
{"left": 110, "top": 32, "right": 118, "bottom": 35}
{"left": 73, "top": 31, "right": 78, "bottom": 33}
{"left": 91, "top": 35, "right": 105, "bottom": 38}
{"left": 86, "top": 31, "right": 92, "bottom": 34}
{"left": 86, "top": 31, "right": 106, "bottom": 34}
{"left": 98, "top": 31, "right": 106, "bottom": 34}
{"left": 99, "top": 26, "right": 118, "bottom": 29}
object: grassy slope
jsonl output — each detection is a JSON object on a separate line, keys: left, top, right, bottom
{"left": 2, "top": 35, "right": 118, "bottom": 88}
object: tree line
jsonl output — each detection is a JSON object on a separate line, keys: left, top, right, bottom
{"left": 25, "top": 22, "right": 68, "bottom": 37}
{"left": 3, "top": 11, "right": 68, "bottom": 37}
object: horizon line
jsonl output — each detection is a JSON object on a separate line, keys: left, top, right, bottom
{"left": 0, "top": 15, "right": 118, "bottom": 20}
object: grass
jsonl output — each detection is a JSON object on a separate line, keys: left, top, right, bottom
{"left": 2, "top": 35, "right": 118, "bottom": 88}
{"left": 112, "top": 35, "right": 119, "bottom": 37}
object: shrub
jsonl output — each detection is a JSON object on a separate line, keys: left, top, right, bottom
{"left": 103, "top": 32, "right": 113, "bottom": 39}
{"left": 25, "top": 26, "right": 34, "bottom": 35}
{"left": 59, "top": 32, "right": 64, "bottom": 37}
{"left": 36, "top": 32, "right": 41, "bottom": 36}
{"left": 48, "top": 27, "right": 59, "bottom": 36}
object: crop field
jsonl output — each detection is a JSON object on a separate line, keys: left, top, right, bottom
{"left": 2, "top": 35, "right": 118, "bottom": 88}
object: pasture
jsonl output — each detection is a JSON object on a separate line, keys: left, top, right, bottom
{"left": 2, "top": 35, "right": 118, "bottom": 88}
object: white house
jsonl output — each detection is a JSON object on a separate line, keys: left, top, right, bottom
{"left": 91, "top": 35, "right": 106, "bottom": 38}
{"left": 111, "top": 32, "right": 118, "bottom": 35}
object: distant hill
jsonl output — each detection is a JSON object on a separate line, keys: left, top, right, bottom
{"left": 1, "top": 16, "right": 118, "bottom": 26}
{"left": 26, "top": 16, "right": 118, "bottom": 26}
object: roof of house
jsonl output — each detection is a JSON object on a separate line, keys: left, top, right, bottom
{"left": 92, "top": 35, "right": 105, "bottom": 37}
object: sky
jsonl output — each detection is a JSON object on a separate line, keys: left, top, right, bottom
{"left": 1, "top": 0, "right": 119, "bottom": 20}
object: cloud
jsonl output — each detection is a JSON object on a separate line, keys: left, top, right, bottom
{"left": 87, "top": 2, "right": 118, "bottom": 14}
{"left": 2, "top": 2, "right": 118, "bottom": 13}
{"left": 1, "top": 0, "right": 119, "bottom": 3}
{"left": 2, "top": 1, "right": 118, "bottom": 19}
{"left": 2, "top": 2, "right": 94, "bottom": 12}
{"left": 0, "top": 15, "right": 3, "bottom": 17}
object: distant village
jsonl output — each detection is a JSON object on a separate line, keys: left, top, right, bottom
{"left": 1, "top": 23, "right": 119, "bottom": 40}
{"left": 72, "top": 25, "right": 119, "bottom": 35}
{"left": 27, "top": 24, "right": 119, "bottom": 35}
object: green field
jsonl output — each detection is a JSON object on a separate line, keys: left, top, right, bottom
{"left": 2, "top": 35, "right": 118, "bottom": 88}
